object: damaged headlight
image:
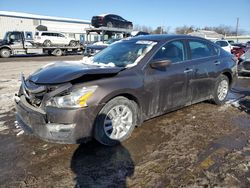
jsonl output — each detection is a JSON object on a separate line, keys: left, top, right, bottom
{"left": 46, "top": 86, "right": 98, "bottom": 108}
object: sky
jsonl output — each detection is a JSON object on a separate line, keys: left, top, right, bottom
{"left": 0, "top": 0, "right": 250, "bottom": 34}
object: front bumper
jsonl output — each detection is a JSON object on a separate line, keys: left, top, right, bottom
{"left": 14, "top": 95, "right": 99, "bottom": 144}
{"left": 238, "top": 61, "right": 250, "bottom": 74}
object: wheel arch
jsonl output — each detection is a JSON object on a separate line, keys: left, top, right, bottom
{"left": 0, "top": 46, "right": 12, "bottom": 57}
{"left": 221, "top": 71, "right": 233, "bottom": 87}
{"left": 97, "top": 91, "right": 143, "bottom": 126}
{"left": 0, "top": 46, "right": 12, "bottom": 52}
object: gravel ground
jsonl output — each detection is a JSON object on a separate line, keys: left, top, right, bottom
{"left": 0, "top": 59, "right": 249, "bottom": 187}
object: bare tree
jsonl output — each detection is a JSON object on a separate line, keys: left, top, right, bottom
{"left": 133, "top": 24, "right": 153, "bottom": 33}
{"left": 202, "top": 25, "right": 244, "bottom": 36}
{"left": 175, "top": 25, "right": 195, "bottom": 34}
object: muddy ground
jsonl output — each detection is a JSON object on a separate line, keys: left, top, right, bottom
{"left": 0, "top": 59, "right": 250, "bottom": 188}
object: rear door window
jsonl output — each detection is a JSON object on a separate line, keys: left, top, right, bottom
{"left": 152, "top": 40, "right": 185, "bottom": 63}
{"left": 188, "top": 40, "right": 217, "bottom": 59}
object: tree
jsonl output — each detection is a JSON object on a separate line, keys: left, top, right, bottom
{"left": 133, "top": 24, "right": 153, "bottom": 33}
{"left": 175, "top": 25, "right": 195, "bottom": 34}
{"left": 152, "top": 26, "right": 169, "bottom": 34}
{"left": 202, "top": 25, "right": 245, "bottom": 36}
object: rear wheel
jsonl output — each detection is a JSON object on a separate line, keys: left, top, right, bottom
{"left": 52, "top": 49, "right": 63, "bottom": 56}
{"left": 107, "top": 22, "right": 113, "bottom": 28}
{"left": 0, "top": 48, "right": 11, "bottom": 58}
{"left": 43, "top": 40, "right": 52, "bottom": 47}
{"left": 212, "top": 75, "right": 229, "bottom": 105}
{"left": 94, "top": 96, "right": 137, "bottom": 146}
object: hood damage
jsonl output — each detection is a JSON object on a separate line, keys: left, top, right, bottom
{"left": 28, "top": 61, "right": 124, "bottom": 85}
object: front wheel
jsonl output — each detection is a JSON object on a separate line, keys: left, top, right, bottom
{"left": 43, "top": 40, "right": 52, "bottom": 47}
{"left": 94, "top": 96, "right": 138, "bottom": 146}
{"left": 212, "top": 75, "right": 229, "bottom": 105}
{"left": 0, "top": 48, "right": 11, "bottom": 58}
{"left": 69, "top": 40, "right": 77, "bottom": 47}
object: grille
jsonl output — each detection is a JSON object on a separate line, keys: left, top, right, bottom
{"left": 22, "top": 78, "right": 47, "bottom": 107}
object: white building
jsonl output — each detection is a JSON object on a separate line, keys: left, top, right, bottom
{"left": 225, "top": 35, "right": 250, "bottom": 43}
{"left": 0, "top": 11, "right": 91, "bottom": 42}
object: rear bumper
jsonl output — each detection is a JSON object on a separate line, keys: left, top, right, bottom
{"left": 15, "top": 95, "right": 99, "bottom": 144}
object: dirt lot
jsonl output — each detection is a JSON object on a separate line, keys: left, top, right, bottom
{"left": 0, "top": 58, "right": 250, "bottom": 187}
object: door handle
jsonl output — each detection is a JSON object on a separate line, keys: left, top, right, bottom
{"left": 214, "top": 61, "right": 221, "bottom": 65}
{"left": 184, "top": 69, "right": 193, "bottom": 73}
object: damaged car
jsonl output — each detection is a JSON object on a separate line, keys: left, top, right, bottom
{"left": 15, "top": 35, "right": 237, "bottom": 146}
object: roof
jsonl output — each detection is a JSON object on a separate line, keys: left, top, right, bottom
{"left": 0, "top": 11, "right": 90, "bottom": 24}
{"left": 131, "top": 34, "right": 205, "bottom": 42}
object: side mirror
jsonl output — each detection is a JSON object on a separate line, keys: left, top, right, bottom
{"left": 150, "top": 59, "right": 172, "bottom": 70}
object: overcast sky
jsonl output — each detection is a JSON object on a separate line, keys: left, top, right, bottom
{"left": 1, "top": 0, "right": 250, "bottom": 34}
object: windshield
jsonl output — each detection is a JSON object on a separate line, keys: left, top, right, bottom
{"left": 3, "top": 32, "right": 10, "bottom": 41}
{"left": 84, "top": 40, "right": 157, "bottom": 68}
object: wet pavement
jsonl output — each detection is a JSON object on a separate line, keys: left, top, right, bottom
{"left": 0, "top": 60, "right": 250, "bottom": 187}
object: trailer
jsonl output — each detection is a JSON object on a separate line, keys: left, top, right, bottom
{"left": 85, "top": 27, "right": 132, "bottom": 43}
{"left": 83, "top": 27, "right": 132, "bottom": 56}
{"left": 0, "top": 31, "right": 83, "bottom": 58}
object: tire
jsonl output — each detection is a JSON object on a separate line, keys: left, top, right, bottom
{"left": 212, "top": 75, "right": 229, "bottom": 105}
{"left": 52, "top": 49, "right": 63, "bottom": 56}
{"left": 0, "top": 48, "right": 11, "bottom": 58}
{"left": 94, "top": 96, "right": 138, "bottom": 146}
{"left": 128, "top": 24, "right": 133, "bottom": 30}
{"left": 107, "top": 22, "right": 113, "bottom": 28}
{"left": 69, "top": 40, "right": 77, "bottom": 47}
{"left": 43, "top": 40, "right": 52, "bottom": 47}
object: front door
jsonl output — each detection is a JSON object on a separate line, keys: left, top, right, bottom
{"left": 143, "top": 40, "right": 193, "bottom": 117}
{"left": 8, "top": 32, "right": 24, "bottom": 49}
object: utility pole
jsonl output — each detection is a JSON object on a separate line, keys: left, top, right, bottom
{"left": 236, "top": 17, "right": 239, "bottom": 42}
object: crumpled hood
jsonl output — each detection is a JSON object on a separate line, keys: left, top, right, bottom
{"left": 28, "top": 61, "right": 123, "bottom": 84}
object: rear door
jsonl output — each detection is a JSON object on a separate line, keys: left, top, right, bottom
{"left": 187, "top": 39, "right": 220, "bottom": 103}
{"left": 143, "top": 39, "right": 193, "bottom": 117}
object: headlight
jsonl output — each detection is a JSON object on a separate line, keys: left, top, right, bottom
{"left": 240, "top": 54, "right": 245, "bottom": 60}
{"left": 46, "top": 86, "right": 98, "bottom": 108}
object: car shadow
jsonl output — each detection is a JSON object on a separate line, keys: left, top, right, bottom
{"left": 71, "top": 140, "right": 134, "bottom": 188}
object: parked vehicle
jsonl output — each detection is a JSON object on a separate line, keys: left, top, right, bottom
{"left": 227, "top": 40, "right": 235, "bottom": 45}
{"left": 215, "top": 40, "right": 233, "bottom": 53}
{"left": 231, "top": 46, "right": 245, "bottom": 59}
{"left": 15, "top": 35, "right": 237, "bottom": 146}
{"left": 131, "top": 31, "right": 149, "bottom": 37}
{"left": 84, "top": 38, "right": 121, "bottom": 56}
{"left": 0, "top": 31, "right": 82, "bottom": 58}
{"left": 34, "top": 31, "right": 78, "bottom": 47}
{"left": 91, "top": 14, "right": 133, "bottom": 29}
{"left": 238, "top": 50, "right": 250, "bottom": 75}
